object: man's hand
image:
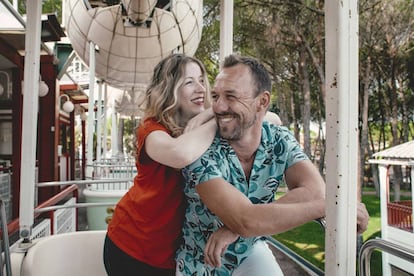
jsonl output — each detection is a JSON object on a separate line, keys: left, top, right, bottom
{"left": 204, "top": 226, "right": 239, "bottom": 268}
{"left": 357, "top": 202, "right": 369, "bottom": 234}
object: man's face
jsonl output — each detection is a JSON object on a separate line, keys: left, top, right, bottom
{"left": 211, "top": 64, "right": 259, "bottom": 140}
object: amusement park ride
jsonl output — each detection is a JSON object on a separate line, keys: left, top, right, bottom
{"left": 0, "top": 0, "right": 412, "bottom": 275}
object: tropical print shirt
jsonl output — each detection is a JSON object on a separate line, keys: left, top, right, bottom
{"left": 176, "top": 122, "right": 309, "bottom": 275}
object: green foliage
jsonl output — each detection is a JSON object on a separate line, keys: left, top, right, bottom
{"left": 197, "top": 1, "right": 414, "bottom": 175}
{"left": 122, "top": 118, "right": 139, "bottom": 156}
{"left": 368, "top": 121, "right": 414, "bottom": 152}
{"left": 195, "top": 0, "right": 221, "bottom": 82}
{"left": 16, "top": 0, "right": 62, "bottom": 21}
{"left": 42, "top": 0, "right": 61, "bottom": 19}
{"left": 359, "top": 0, "right": 414, "bottom": 148}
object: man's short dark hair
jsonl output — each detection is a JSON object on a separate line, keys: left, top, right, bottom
{"left": 222, "top": 54, "right": 272, "bottom": 97}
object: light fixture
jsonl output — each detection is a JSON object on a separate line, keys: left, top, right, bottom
{"left": 0, "top": 71, "right": 11, "bottom": 99}
{"left": 38, "top": 80, "right": 49, "bottom": 97}
{"left": 21, "top": 77, "right": 50, "bottom": 97}
{"left": 60, "top": 94, "right": 75, "bottom": 113}
{"left": 80, "top": 110, "right": 88, "bottom": 121}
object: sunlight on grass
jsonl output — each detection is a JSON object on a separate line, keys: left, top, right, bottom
{"left": 363, "top": 217, "right": 381, "bottom": 241}
{"left": 282, "top": 241, "right": 319, "bottom": 252}
{"left": 275, "top": 221, "right": 325, "bottom": 269}
{"left": 282, "top": 241, "right": 324, "bottom": 260}
{"left": 273, "top": 193, "right": 387, "bottom": 274}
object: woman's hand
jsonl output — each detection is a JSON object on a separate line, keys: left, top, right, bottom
{"left": 184, "top": 108, "right": 214, "bottom": 133}
{"left": 204, "top": 226, "right": 239, "bottom": 268}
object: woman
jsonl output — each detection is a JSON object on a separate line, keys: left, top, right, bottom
{"left": 103, "top": 54, "right": 216, "bottom": 276}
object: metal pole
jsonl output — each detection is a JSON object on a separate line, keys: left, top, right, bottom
{"left": 0, "top": 200, "right": 11, "bottom": 276}
{"left": 96, "top": 81, "right": 103, "bottom": 161}
{"left": 102, "top": 83, "right": 108, "bottom": 159}
{"left": 86, "top": 42, "right": 96, "bottom": 178}
{"left": 325, "top": 0, "right": 359, "bottom": 274}
{"left": 359, "top": 238, "right": 414, "bottom": 276}
{"left": 111, "top": 107, "right": 118, "bottom": 158}
{"left": 19, "top": 0, "right": 42, "bottom": 241}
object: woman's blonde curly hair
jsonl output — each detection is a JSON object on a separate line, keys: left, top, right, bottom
{"left": 140, "top": 53, "right": 211, "bottom": 137}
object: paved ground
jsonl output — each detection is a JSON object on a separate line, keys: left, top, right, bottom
{"left": 270, "top": 245, "right": 315, "bottom": 275}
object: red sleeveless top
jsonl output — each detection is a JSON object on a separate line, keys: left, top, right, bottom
{"left": 107, "top": 118, "right": 186, "bottom": 269}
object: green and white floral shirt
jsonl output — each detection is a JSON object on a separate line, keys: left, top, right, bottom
{"left": 176, "top": 122, "right": 308, "bottom": 275}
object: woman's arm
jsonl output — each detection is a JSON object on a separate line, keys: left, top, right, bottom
{"left": 145, "top": 110, "right": 217, "bottom": 169}
{"left": 184, "top": 107, "right": 215, "bottom": 133}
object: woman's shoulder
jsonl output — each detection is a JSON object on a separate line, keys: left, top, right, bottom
{"left": 139, "top": 118, "right": 168, "bottom": 133}
{"left": 264, "top": 111, "right": 282, "bottom": 126}
{"left": 262, "top": 121, "right": 296, "bottom": 142}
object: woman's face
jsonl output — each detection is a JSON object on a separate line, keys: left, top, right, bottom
{"left": 177, "top": 62, "right": 207, "bottom": 122}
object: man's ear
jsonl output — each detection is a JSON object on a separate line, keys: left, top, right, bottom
{"left": 257, "top": 91, "right": 271, "bottom": 111}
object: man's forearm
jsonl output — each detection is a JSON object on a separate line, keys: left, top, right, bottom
{"left": 235, "top": 198, "right": 325, "bottom": 237}
{"left": 276, "top": 185, "right": 325, "bottom": 204}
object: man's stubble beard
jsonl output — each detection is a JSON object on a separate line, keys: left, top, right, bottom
{"left": 218, "top": 113, "right": 257, "bottom": 141}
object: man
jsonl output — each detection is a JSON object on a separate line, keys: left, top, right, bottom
{"left": 176, "top": 54, "right": 369, "bottom": 275}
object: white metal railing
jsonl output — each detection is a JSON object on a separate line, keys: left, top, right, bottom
{"left": 87, "top": 158, "right": 136, "bottom": 191}
{"left": 0, "top": 199, "right": 11, "bottom": 276}
{"left": 0, "top": 172, "right": 12, "bottom": 221}
{"left": 36, "top": 179, "right": 133, "bottom": 206}
{"left": 92, "top": 163, "right": 135, "bottom": 179}
{"left": 359, "top": 238, "right": 414, "bottom": 276}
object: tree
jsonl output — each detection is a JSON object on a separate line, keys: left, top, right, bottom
{"left": 359, "top": 0, "right": 414, "bottom": 199}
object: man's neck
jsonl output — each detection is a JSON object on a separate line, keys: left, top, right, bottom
{"left": 230, "top": 135, "right": 259, "bottom": 182}
{"left": 229, "top": 123, "right": 261, "bottom": 163}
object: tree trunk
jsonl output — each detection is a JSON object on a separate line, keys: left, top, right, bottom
{"left": 360, "top": 57, "right": 371, "bottom": 191}
{"left": 368, "top": 125, "right": 380, "bottom": 196}
{"left": 299, "top": 46, "right": 311, "bottom": 157}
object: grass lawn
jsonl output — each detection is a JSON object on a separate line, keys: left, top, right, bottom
{"left": 273, "top": 193, "right": 385, "bottom": 274}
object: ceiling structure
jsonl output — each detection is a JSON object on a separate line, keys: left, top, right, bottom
{"left": 0, "top": 2, "right": 65, "bottom": 70}
{"left": 0, "top": 1, "right": 203, "bottom": 116}
{"left": 64, "top": 0, "right": 203, "bottom": 90}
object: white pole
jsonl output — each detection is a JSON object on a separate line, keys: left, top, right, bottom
{"left": 378, "top": 164, "right": 391, "bottom": 274}
{"left": 102, "top": 83, "right": 108, "bottom": 159}
{"left": 19, "top": 0, "right": 42, "bottom": 240}
{"left": 219, "top": 0, "right": 233, "bottom": 62}
{"left": 96, "top": 81, "right": 102, "bottom": 161}
{"left": 325, "top": 0, "right": 359, "bottom": 274}
{"left": 111, "top": 109, "right": 118, "bottom": 158}
{"left": 86, "top": 42, "right": 95, "bottom": 179}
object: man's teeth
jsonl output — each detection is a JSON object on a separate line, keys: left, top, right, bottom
{"left": 220, "top": 116, "right": 233, "bottom": 122}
